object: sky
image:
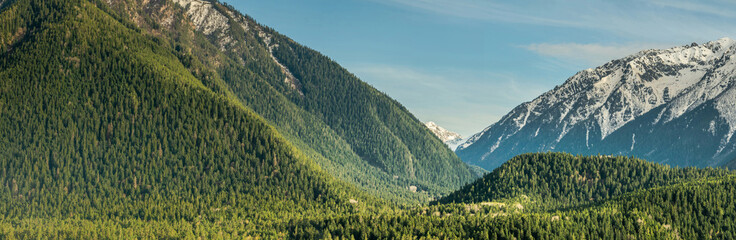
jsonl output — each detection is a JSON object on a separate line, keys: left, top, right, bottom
{"left": 226, "top": 0, "right": 736, "bottom": 136}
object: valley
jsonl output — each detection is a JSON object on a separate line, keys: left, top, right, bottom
{"left": 0, "top": 0, "right": 735, "bottom": 239}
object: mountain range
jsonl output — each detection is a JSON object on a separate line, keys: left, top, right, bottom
{"left": 2, "top": 0, "right": 736, "bottom": 238}
{"left": 458, "top": 38, "right": 736, "bottom": 170}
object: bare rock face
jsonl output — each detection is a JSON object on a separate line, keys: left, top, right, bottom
{"left": 459, "top": 38, "right": 736, "bottom": 170}
{"left": 170, "top": 0, "right": 302, "bottom": 94}
{"left": 171, "top": 0, "right": 238, "bottom": 51}
{"left": 172, "top": 0, "right": 228, "bottom": 35}
{"left": 104, "top": 0, "right": 301, "bottom": 94}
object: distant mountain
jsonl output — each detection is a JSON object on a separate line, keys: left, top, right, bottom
{"left": 425, "top": 122, "right": 464, "bottom": 150}
{"left": 458, "top": 38, "right": 736, "bottom": 170}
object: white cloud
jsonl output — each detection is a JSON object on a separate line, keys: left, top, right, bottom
{"left": 651, "top": 0, "right": 736, "bottom": 18}
{"left": 371, "top": 0, "right": 736, "bottom": 41}
{"left": 522, "top": 42, "right": 672, "bottom": 66}
{"left": 372, "top": 0, "right": 585, "bottom": 28}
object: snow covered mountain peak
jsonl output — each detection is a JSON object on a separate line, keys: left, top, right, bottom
{"left": 425, "top": 122, "right": 464, "bottom": 150}
{"left": 458, "top": 38, "right": 736, "bottom": 170}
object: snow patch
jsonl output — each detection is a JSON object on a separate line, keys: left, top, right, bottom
{"left": 715, "top": 88, "right": 736, "bottom": 146}
{"left": 630, "top": 133, "right": 636, "bottom": 151}
{"left": 488, "top": 136, "right": 503, "bottom": 153}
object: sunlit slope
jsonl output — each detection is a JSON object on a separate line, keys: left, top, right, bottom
{"left": 0, "top": 0, "right": 376, "bottom": 233}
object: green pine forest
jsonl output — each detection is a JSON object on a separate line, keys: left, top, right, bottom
{"left": 100, "top": 0, "right": 476, "bottom": 204}
{"left": 1, "top": 0, "right": 735, "bottom": 239}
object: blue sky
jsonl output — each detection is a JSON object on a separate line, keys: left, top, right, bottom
{"left": 226, "top": 0, "right": 736, "bottom": 136}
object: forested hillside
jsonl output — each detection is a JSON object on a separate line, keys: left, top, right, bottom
{"left": 270, "top": 33, "right": 472, "bottom": 187}
{"left": 287, "top": 153, "right": 736, "bottom": 239}
{"left": 289, "top": 175, "right": 736, "bottom": 239}
{"left": 99, "top": 0, "right": 474, "bottom": 203}
{"left": 438, "top": 153, "right": 731, "bottom": 207}
{"left": 0, "top": 0, "right": 380, "bottom": 237}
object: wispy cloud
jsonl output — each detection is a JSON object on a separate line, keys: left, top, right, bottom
{"left": 373, "top": 0, "right": 585, "bottom": 28}
{"left": 371, "top": 0, "right": 736, "bottom": 41}
{"left": 228, "top": 0, "right": 736, "bottom": 136}
{"left": 373, "top": 0, "right": 736, "bottom": 66}
{"left": 650, "top": 0, "right": 736, "bottom": 18}
{"left": 522, "top": 42, "right": 673, "bottom": 66}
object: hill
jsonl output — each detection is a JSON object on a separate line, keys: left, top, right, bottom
{"left": 0, "top": 0, "right": 380, "bottom": 237}
{"left": 101, "top": 0, "right": 474, "bottom": 203}
{"left": 437, "top": 153, "right": 731, "bottom": 207}
{"left": 289, "top": 153, "right": 736, "bottom": 239}
{"left": 290, "top": 175, "right": 736, "bottom": 239}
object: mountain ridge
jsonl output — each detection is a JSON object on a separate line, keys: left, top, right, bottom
{"left": 458, "top": 38, "right": 736, "bottom": 170}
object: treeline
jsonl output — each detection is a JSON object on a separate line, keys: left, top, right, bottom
{"left": 284, "top": 153, "right": 736, "bottom": 239}
{"left": 437, "top": 152, "right": 731, "bottom": 208}
{"left": 286, "top": 177, "right": 736, "bottom": 239}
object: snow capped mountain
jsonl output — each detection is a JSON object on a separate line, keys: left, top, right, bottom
{"left": 458, "top": 38, "right": 736, "bottom": 170}
{"left": 425, "top": 122, "right": 464, "bottom": 150}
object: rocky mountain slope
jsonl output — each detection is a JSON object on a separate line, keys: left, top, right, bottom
{"left": 458, "top": 38, "right": 736, "bottom": 170}
{"left": 425, "top": 122, "right": 463, "bottom": 150}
